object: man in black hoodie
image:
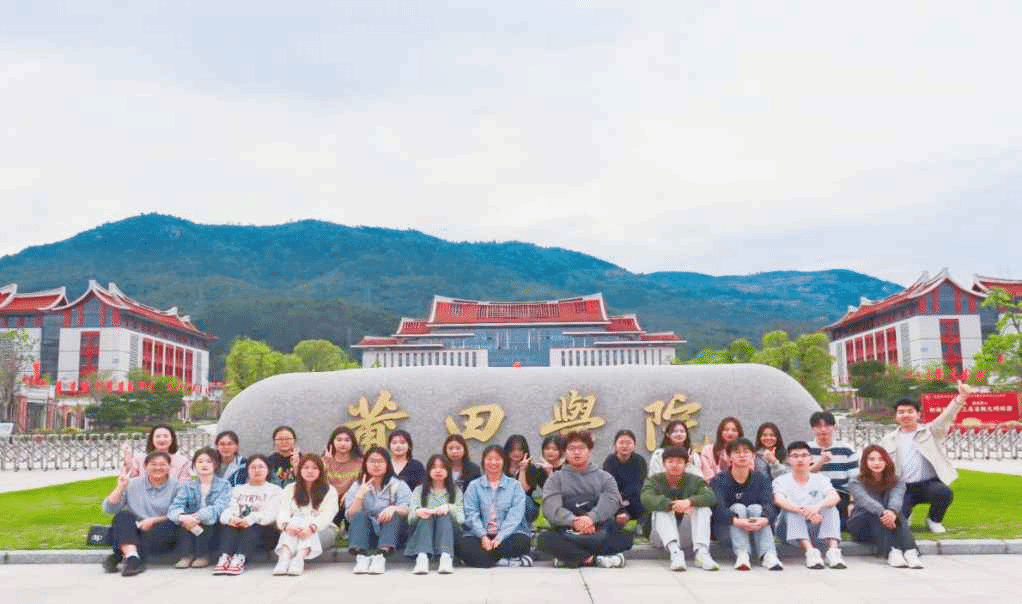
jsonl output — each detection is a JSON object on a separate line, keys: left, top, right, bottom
{"left": 538, "top": 430, "right": 633, "bottom": 568}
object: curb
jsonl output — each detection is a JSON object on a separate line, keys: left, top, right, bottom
{"left": 2, "top": 540, "right": 1016, "bottom": 565}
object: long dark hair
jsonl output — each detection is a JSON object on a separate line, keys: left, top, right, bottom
{"left": 481, "top": 444, "right": 509, "bottom": 475}
{"left": 503, "top": 434, "right": 531, "bottom": 458}
{"left": 294, "top": 453, "right": 330, "bottom": 510}
{"left": 659, "top": 420, "right": 692, "bottom": 450}
{"left": 755, "top": 422, "right": 787, "bottom": 463}
{"left": 387, "top": 429, "right": 414, "bottom": 458}
{"left": 146, "top": 424, "right": 179, "bottom": 454}
{"left": 359, "top": 446, "right": 396, "bottom": 485}
{"left": 422, "top": 454, "right": 458, "bottom": 506}
{"left": 191, "top": 446, "right": 221, "bottom": 472}
{"left": 713, "top": 417, "right": 744, "bottom": 459}
{"left": 442, "top": 434, "right": 472, "bottom": 468}
{"left": 326, "top": 426, "right": 363, "bottom": 459}
{"left": 860, "top": 444, "right": 899, "bottom": 492}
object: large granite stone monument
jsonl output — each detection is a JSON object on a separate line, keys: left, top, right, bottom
{"left": 218, "top": 364, "right": 821, "bottom": 459}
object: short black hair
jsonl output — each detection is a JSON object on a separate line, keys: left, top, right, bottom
{"left": 786, "top": 440, "right": 812, "bottom": 455}
{"left": 661, "top": 446, "right": 690, "bottom": 462}
{"left": 809, "top": 411, "right": 836, "bottom": 427}
{"left": 894, "top": 397, "right": 921, "bottom": 412}
{"left": 144, "top": 451, "right": 172, "bottom": 466}
{"left": 726, "top": 437, "right": 755, "bottom": 454}
{"left": 563, "top": 430, "right": 594, "bottom": 450}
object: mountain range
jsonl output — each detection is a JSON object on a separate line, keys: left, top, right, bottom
{"left": 0, "top": 214, "right": 904, "bottom": 377}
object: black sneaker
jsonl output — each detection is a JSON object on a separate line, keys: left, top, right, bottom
{"left": 102, "top": 553, "right": 122, "bottom": 573}
{"left": 121, "top": 556, "right": 145, "bottom": 576}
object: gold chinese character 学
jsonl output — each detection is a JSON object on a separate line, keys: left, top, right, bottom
{"left": 539, "top": 390, "right": 605, "bottom": 436}
{"left": 345, "top": 390, "right": 410, "bottom": 450}
{"left": 445, "top": 404, "right": 506, "bottom": 442}
{"left": 644, "top": 394, "right": 701, "bottom": 452}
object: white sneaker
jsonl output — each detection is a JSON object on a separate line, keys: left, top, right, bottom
{"left": 514, "top": 554, "right": 533, "bottom": 567}
{"left": 286, "top": 555, "right": 304, "bottom": 576}
{"left": 825, "top": 547, "right": 846, "bottom": 569}
{"left": 594, "top": 553, "right": 625, "bottom": 568}
{"left": 761, "top": 551, "right": 784, "bottom": 571}
{"left": 805, "top": 547, "right": 824, "bottom": 569}
{"left": 887, "top": 548, "right": 908, "bottom": 568}
{"left": 273, "top": 552, "right": 291, "bottom": 575}
{"left": 926, "top": 518, "right": 947, "bottom": 534}
{"left": 904, "top": 549, "right": 924, "bottom": 569}
{"left": 368, "top": 553, "right": 386, "bottom": 575}
{"left": 412, "top": 553, "right": 429, "bottom": 575}
{"left": 669, "top": 549, "right": 687, "bottom": 571}
{"left": 495, "top": 558, "right": 511, "bottom": 567}
{"left": 694, "top": 549, "right": 719, "bottom": 571}
{"left": 353, "top": 554, "right": 371, "bottom": 574}
{"left": 733, "top": 551, "right": 751, "bottom": 571}
{"left": 438, "top": 553, "right": 454, "bottom": 574}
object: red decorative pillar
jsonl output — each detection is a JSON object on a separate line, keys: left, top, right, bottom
{"left": 15, "top": 394, "right": 28, "bottom": 433}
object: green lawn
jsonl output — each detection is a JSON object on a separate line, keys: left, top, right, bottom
{"left": 0, "top": 470, "right": 1019, "bottom": 550}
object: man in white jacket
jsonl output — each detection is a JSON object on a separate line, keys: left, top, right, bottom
{"left": 881, "top": 381, "right": 972, "bottom": 534}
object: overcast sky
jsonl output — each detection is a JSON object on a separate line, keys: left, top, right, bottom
{"left": 2, "top": 1, "right": 1020, "bottom": 287}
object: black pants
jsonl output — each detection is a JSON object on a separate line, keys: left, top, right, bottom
{"left": 903, "top": 478, "right": 954, "bottom": 522}
{"left": 456, "top": 533, "right": 532, "bottom": 568}
{"left": 219, "top": 524, "right": 280, "bottom": 560}
{"left": 836, "top": 491, "right": 851, "bottom": 531}
{"left": 174, "top": 524, "right": 220, "bottom": 558}
{"left": 537, "top": 527, "right": 633, "bottom": 567}
{"left": 110, "top": 511, "right": 177, "bottom": 560}
{"left": 848, "top": 512, "right": 917, "bottom": 557}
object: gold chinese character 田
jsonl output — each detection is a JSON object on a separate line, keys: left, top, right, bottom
{"left": 644, "top": 394, "right": 701, "bottom": 451}
{"left": 445, "top": 404, "right": 506, "bottom": 442}
{"left": 539, "top": 390, "right": 605, "bottom": 436}
{"left": 345, "top": 389, "right": 410, "bottom": 449}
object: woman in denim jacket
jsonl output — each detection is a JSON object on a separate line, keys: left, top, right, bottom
{"left": 456, "top": 445, "right": 532, "bottom": 568}
{"left": 168, "top": 447, "right": 232, "bottom": 568}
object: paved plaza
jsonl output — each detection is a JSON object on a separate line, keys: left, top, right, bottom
{"left": 2, "top": 555, "right": 1019, "bottom": 604}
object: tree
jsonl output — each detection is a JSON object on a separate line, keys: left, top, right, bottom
{"left": 84, "top": 369, "right": 185, "bottom": 429}
{"left": 974, "top": 288, "right": 1022, "bottom": 390}
{"left": 292, "top": 339, "right": 357, "bottom": 371}
{"left": 0, "top": 329, "right": 35, "bottom": 422}
{"left": 752, "top": 330, "right": 836, "bottom": 404}
{"left": 223, "top": 337, "right": 350, "bottom": 401}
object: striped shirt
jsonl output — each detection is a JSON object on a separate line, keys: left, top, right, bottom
{"left": 809, "top": 440, "right": 859, "bottom": 493}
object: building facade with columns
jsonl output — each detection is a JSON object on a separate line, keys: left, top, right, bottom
{"left": 354, "top": 293, "right": 683, "bottom": 368}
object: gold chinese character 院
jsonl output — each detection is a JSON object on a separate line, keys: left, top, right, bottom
{"left": 539, "top": 390, "right": 605, "bottom": 436}
{"left": 345, "top": 390, "right": 410, "bottom": 450}
{"left": 644, "top": 394, "right": 701, "bottom": 452}
{"left": 444, "top": 404, "right": 506, "bottom": 442}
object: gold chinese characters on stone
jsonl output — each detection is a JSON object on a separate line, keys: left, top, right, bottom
{"left": 644, "top": 394, "right": 701, "bottom": 452}
{"left": 445, "top": 404, "right": 506, "bottom": 442}
{"left": 345, "top": 389, "right": 410, "bottom": 449}
{"left": 539, "top": 390, "right": 606, "bottom": 436}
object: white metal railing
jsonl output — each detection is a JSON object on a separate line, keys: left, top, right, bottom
{"left": 835, "top": 421, "right": 1022, "bottom": 460}
{"left": 0, "top": 431, "right": 212, "bottom": 471}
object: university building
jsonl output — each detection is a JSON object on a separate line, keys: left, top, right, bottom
{"left": 354, "top": 293, "right": 683, "bottom": 368}
{"left": 824, "top": 269, "right": 1019, "bottom": 385}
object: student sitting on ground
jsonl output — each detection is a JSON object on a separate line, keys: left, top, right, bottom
{"left": 389, "top": 429, "right": 426, "bottom": 492}
{"left": 443, "top": 434, "right": 481, "bottom": 493}
{"left": 640, "top": 446, "right": 718, "bottom": 572}
{"left": 773, "top": 441, "right": 846, "bottom": 570}
{"left": 406, "top": 454, "right": 464, "bottom": 574}
{"left": 648, "top": 420, "right": 702, "bottom": 477}
{"left": 807, "top": 411, "right": 858, "bottom": 530}
{"left": 273, "top": 453, "right": 339, "bottom": 576}
{"left": 602, "top": 429, "right": 648, "bottom": 530}
{"left": 102, "top": 451, "right": 181, "bottom": 577}
{"left": 537, "top": 430, "right": 633, "bottom": 568}
{"left": 123, "top": 424, "right": 192, "bottom": 483}
{"left": 168, "top": 447, "right": 232, "bottom": 569}
{"left": 848, "top": 445, "right": 923, "bottom": 569}
{"left": 754, "top": 422, "right": 790, "bottom": 480}
{"left": 267, "top": 425, "right": 300, "bottom": 488}
{"left": 709, "top": 438, "right": 783, "bottom": 571}
{"left": 213, "top": 455, "right": 282, "bottom": 576}
{"left": 345, "top": 446, "right": 412, "bottom": 575}
{"left": 701, "top": 417, "right": 743, "bottom": 482}
{"left": 322, "top": 426, "right": 363, "bottom": 527}
{"left": 881, "top": 380, "right": 972, "bottom": 534}
{"left": 214, "top": 430, "right": 248, "bottom": 487}
{"left": 457, "top": 445, "right": 533, "bottom": 568}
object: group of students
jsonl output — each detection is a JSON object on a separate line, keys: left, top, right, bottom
{"left": 100, "top": 381, "right": 970, "bottom": 576}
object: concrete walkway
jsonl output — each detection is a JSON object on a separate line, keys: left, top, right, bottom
{"left": 0, "top": 469, "right": 115, "bottom": 493}
{"left": 1, "top": 556, "right": 1018, "bottom": 604}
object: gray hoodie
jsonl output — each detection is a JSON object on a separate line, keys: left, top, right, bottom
{"left": 540, "top": 462, "right": 622, "bottom": 528}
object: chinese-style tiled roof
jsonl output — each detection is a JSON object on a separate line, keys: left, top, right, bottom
{"left": 640, "top": 332, "right": 683, "bottom": 342}
{"left": 51, "top": 280, "right": 214, "bottom": 339}
{"left": 354, "top": 336, "right": 400, "bottom": 347}
{"left": 428, "top": 294, "right": 608, "bottom": 325}
{"left": 973, "top": 275, "right": 1022, "bottom": 299}
{"left": 825, "top": 268, "right": 982, "bottom": 332}
{"left": 0, "top": 284, "right": 68, "bottom": 314}
{"left": 395, "top": 319, "right": 430, "bottom": 335}
{"left": 607, "top": 315, "right": 641, "bottom": 332}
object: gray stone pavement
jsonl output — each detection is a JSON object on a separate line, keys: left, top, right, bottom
{"left": 1, "top": 555, "right": 1019, "bottom": 604}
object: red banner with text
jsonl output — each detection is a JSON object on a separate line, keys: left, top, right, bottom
{"left": 921, "top": 392, "right": 1021, "bottom": 426}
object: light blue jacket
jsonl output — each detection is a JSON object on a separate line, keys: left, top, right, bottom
{"left": 168, "top": 476, "right": 232, "bottom": 525}
{"left": 463, "top": 474, "right": 529, "bottom": 543}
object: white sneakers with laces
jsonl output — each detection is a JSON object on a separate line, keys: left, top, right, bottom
{"left": 904, "top": 549, "right": 924, "bottom": 569}
{"left": 805, "top": 547, "right": 825, "bottom": 569}
{"left": 353, "top": 554, "right": 371, "bottom": 574}
{"left": 824, "top": 547, "right": 846, "bottom": 569}
{"left": 693, "top": 548, "right": 720, "bottom": 571}
{"left": 412, "top": 553, "right": 429, "bottom": 575}
{"left": 733, "top": 551, "right": 751, "bottom": 571}
{"left": 669, "top": 549, "right": 687, "bottom": 571}
{"left": 272, "top": 552, "right": 291, "bottom": 575}
{"left": 368, "top": 553, "right": 387, "bottom": 574}
{"left": 888, "top": 548, "right": 908, "bottom": 568}
{"left": 926, "top": 518, "right": 947, "bottom": 534}
{"left": 761, "top": 551, "right": 784, "bottom": 571}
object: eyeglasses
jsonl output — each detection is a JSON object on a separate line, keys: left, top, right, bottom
{"left": 565, "top": 446, "right": 588, "bottom": 453}
{"left": 274, "top": 437, "right": 295, "bottom": 442}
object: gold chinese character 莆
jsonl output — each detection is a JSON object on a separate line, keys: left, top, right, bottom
{"left": 644, "top": 394, "right": 701, "bottom": 451}
{"left": 445, "top": 404, "right": 506, "bottom": 442}
{"left": 539, "top": 390, "right": 605, "bottom": 436}
{"left": 345, "top": 390, "right": 410, "bottom": 450}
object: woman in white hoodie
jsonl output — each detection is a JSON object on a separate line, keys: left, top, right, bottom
{"left": 273, "top": 453, "right": 339, "bottom": 576}
{"left": 213, "top": 455, "right": 282, "bottom": 576}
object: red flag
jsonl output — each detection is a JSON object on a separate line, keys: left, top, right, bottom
{"left": 55, "top": 381, "right": 63, "bottom": 395}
